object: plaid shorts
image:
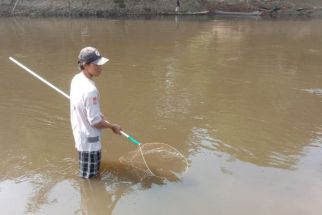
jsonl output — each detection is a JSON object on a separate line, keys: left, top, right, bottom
{"left": 78, "top": 151, "right": 101, "bottom": 179}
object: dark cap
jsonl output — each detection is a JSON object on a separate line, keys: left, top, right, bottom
{"left": 78, "top": 47, "right": 109, "bottom": 65}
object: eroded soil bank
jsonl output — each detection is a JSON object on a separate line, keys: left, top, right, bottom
{"left": 1, "top": 0, "right": 322, "bottom": 18}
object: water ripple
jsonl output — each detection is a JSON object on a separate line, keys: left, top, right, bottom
{"left": 0, "top": 97, "right": 68, "bottom": 128}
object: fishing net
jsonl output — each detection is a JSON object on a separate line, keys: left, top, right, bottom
{"left": 119, "top": 143, "right": 188, "bottom": 181}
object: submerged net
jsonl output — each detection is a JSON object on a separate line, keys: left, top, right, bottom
{"left": 119, "top": 143, "right": 188, "bottom": 181}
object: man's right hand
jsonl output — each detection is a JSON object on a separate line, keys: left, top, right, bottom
{"left": 111, "top": 124, "right": 122, "bottom": 135}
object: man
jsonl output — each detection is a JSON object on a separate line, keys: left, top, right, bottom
{"left": 70, "top": 46, "right": 122, "bottom": 179}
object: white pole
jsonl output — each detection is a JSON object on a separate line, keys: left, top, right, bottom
{"left": 9, "top": 56, "right": 132, "bottom": 139}
{"left": 9, "top": 57, "right": 70, "bottom": 100}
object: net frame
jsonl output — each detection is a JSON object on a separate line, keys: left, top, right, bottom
{"left": 119, "top": 142, "right": 188, "bottom": 180}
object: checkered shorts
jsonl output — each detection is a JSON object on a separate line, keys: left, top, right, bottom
{"left": 78, "top": 151, "right": 101, "bottom": 179}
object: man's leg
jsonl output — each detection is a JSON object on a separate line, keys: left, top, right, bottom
{"left": 79, "top": 151, "right": 101, "bottom": 179}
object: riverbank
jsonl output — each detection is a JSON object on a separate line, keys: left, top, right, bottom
{"left": 1, "top": 0, "right": 322, "bottom": 18}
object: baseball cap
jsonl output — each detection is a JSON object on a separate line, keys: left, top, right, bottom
{"left": 78, "top": 47, "right": 109, "bottom": 66}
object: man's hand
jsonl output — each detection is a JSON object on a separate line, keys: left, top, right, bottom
{"left": 111, "top": 124, "right": 122, "bottom": 135}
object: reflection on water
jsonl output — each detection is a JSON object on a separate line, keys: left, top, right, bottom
{"left": 1, "top": 17, "right": 322, "bottom": 214}
{"left": 303, "top": 88, "right": 322, "bottom": 96}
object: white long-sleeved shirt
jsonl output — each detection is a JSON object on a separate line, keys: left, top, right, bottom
{"left": 70, "top": 72, "right": 102, "bottom": 151}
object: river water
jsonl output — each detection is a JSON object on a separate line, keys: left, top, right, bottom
{"left": 1, "top": 16, "right": 322, "bottom": 215}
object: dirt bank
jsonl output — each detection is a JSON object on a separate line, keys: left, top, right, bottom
{"left": 208, "top": 0, "right": 322, "bottom": 18}
{"left": 1, "top": 0, "right": 322, "bottom": 18}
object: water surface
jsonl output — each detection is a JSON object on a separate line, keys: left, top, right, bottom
{"left": 1, "top": 16, "right": 322, "bottom": 214}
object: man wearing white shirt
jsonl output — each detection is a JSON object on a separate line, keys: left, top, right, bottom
{"left": 70, "top": 46, "right": 121, "bottom": 179}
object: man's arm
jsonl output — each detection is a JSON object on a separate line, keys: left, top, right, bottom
{"left": 93, "top": 119, "right": 122, "bottom": 134}
{"left": 84, "top": 91, "right": 122, "bottom": 134}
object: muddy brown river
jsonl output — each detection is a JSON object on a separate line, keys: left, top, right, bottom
{"left": 1, "top": 16, "right": 322, "bottom": 214}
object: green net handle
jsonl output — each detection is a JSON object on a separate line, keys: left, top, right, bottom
{"left": 120, "top": 131, "right": 141, "bottom": 145}
{"left": 128, "top": 136, "right": 141, "bottom": 145}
